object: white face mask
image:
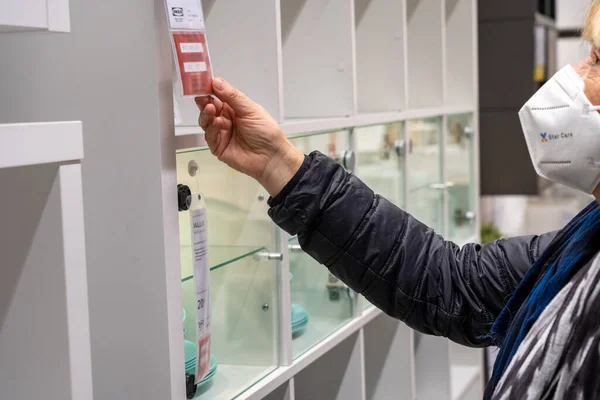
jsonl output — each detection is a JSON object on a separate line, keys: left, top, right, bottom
{"left": 519, "top": 64, "right": 600, "bottom": 194}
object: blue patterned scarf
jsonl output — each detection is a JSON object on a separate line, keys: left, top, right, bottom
{"left": 484, "top": 201, "right": 600, "bottom": 399}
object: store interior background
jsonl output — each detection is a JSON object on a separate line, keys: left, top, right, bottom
{"left": 481, "top": 0, "right": 595, "bottom": 371}
{"left": 482, "top": 0, "right": 592, "bottom": 239}
{"left": 1, "top": 0, "right": 599, "bottom": 399}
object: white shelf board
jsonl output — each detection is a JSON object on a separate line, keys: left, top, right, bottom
{"left": 443, "top": 105, "right": 477, "bottom": 116}
{"left": 282, "top": 107, "right": 475, "bottom": 136}
{"left": 450, "top": 365, "right": 480, "bottom": 400}
{"left": 281, "top": 117, "right": 355, "bottom": 136}
{"left": 0, "top": 0, "right": 71, "bottom": 33}
{"left": 292, "top": 316, "right": 357, "bottom": 359}
{"left": 237, "top": 304, "right": 383, "bottom": 400}
{"left": 195, "top": 364, "right": 276, "bottom": 400}
{"left": 174, "top": 129, "right": 208, "bottom": 151}
{"left": 176, "top": 125, "right": 205, "bottom": 137}
{"left": 351, "top": 112, "right": 406, "bottom": 128}
{"left": 0, "top": 121, "right": 83, "bottom": 169}
{"left": 402, "top": 107, "right": 452, "bottom": 120}
{"left": 174, "top": 106, "right": 477, "bottom": 144}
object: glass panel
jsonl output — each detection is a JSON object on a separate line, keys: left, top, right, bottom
{"left": 446, "top": 113, "right": 476, "bottom": 243}
{"left": 290, "top": 129, "right": 351, "bottom": 157}
{"left": 177, "top": 147, "right": 279, "bottom": 399}
{"left": 406, "top": 117, "right": 444, "bottom": 233}
{"left": 288, "top": 130, "right": 356, "bottom": 357}
{"left": 288, "top": 237, "right": 355, "bottom": 358}
{"left": 354, "top": 123, "right": 405, "bottom": 311}
{"left": 354, "top": 122, "right": 405, "bottom": 206}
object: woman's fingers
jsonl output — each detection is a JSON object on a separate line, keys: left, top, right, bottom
{"left": 196, "top": 97, "right": 224, "bottom": 130}
{"left": 195, "top": 96, "right": 224, "bottom": 115}
{"left": 198, "top": 103, "right": 217, "bottom": 130}
{"left": 204, "top": 117, "right": 224, "bottom": 155}
{"left": 211, "top": 77, "right": 255, "bottom": 116}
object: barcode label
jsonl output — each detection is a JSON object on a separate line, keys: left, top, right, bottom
{"left": 184, "top": 61, "right": 207, "bottom": 73}
{"left": 180, "top": 42, "right": 204, "bottom": 53}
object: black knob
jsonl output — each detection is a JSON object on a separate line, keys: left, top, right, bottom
{"left": 178, "top": 184, "right": 192, "bottom": 211}
{"left": 186, "top": 373, "right": 196, "bottom": 399}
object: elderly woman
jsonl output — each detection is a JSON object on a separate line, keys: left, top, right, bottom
{"left": 195, "top": 2, "right": 600, "bottom": 398}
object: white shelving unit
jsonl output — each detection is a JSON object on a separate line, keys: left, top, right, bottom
{"left": 0, "top": 0, "right": 482, "bottom": 399}
{"left": 0, "top": 0, "right": 71, "bottom": 32}
{"left": 355, "top": 0, "right": 406, "bottom": 113}
{"left": 0, "top": 122, "right": 91, "bottom": 400}
{"left": 171, "top": 1, "right": 483, "bottom": 399}
{"left": 406, "top": 0, "right": 444, "bottom": 109}
{"left": 281, "top": 0, "right": 356, "bottom": 118}
{"left": 444, "top": 0, "right": 476, "bottom": 107}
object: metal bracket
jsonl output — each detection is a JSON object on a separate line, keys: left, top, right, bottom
{"left": 288, "top": 244, "right": 303, "bottom": 253}
{"left": 464, "top": 125, "right": 474, "bottom": 139}
{"left": 255, "top": 252, "right": 283, "bottom": 261}
{"left": 326, "top": 273, "right": 348, "bottom": 302}
{"left": 394, "top": 139, "right": 405, "bottom": 157}
{"left": 335, "top": 150, "right": 356, "bottom": 172}
{"left": 454, "top": 209, "right": 476, "bottom": 226}
{"left": 429, "top": 182, "right": 455, "bottom": 190}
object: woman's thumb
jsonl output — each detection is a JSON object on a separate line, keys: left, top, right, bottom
{"left": 212, "top": 77, "right": 253, "bottom": 114}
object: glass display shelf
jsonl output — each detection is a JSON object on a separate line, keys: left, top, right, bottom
{"left": 446, "top": 113, "right": 476, "bottom": 244}
{"left": 287, "top": 130, "right": 357, "bottom": 358}
{"left": 354, "top": 122, "right": 406, "bottom": 311}
{"left": 288, "top": 236, "right": 356, "bottom": 359}
{"left": 354, "top": 122, "right": 406, "bottom": 206}
{"left": 181, "top": 253, "right": 279, "bottom": 399}
{"left": 177, "top": 147, "right": 280, "bottom": 399}
{"left": 177, "top": 147, "right": 274, "bottom": 252}
{"left": 406, "top": 117, "right": 444, "bottom": 233}
{"left": 180, "top": 246, "right": 265, "bottom": 283}
{"left": 288, "top": 129, "right": 351, "bottom": 163}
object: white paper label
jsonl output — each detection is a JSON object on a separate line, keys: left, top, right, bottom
{"left": 166, "top": 0, "right": 205, "bottom": 30}
{"left": 183, "top": 61, "right": 207, "bottom": 73}
{"left": 190, "top": 198, "right": 211, "bottom": 382}
{"left": 180, "top": 42, "right": 204, "bottom": 53}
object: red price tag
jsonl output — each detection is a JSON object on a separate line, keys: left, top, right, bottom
{"left": 196, "top": 332, "right": 211, "bottom": 381}
{"left": 172, "top": 31, "right": 214, "bottom": 96}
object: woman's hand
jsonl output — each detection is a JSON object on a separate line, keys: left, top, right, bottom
{"left": 196, "top": 78, "right": 304, "bottom": 197}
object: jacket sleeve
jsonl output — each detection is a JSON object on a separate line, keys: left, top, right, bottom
{"left": 268, "top": 152, "right": 557, "bottom": 347}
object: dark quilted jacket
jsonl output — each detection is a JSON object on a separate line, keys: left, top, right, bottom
{"left": 268, "top": 151, "right": 557, "bottom": 347}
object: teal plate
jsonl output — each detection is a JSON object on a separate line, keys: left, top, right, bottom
{"left": 186, "top": 354, "right": 218, "bottom": 378}
{"left": 292, "top": 319, "right": 308, "bottom": 335}
{"left": 184, "top": 340, "right": 196, "bottom": 364}
{"left": 292, "top": 318, "right": 308, "bottom": 329}
{"left": 291, "top": 304, "right": 309, "bottom": 336}
{"left": 291, "top": 304, "right": 309, "bottom": 325}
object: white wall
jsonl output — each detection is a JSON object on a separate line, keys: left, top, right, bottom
{"left": 557, "top": 0, "right": 590, "bottom": 30}
{"left": 556, "top": 0, "right": 593, "bottom": 68}
{"left": 557, "top": 37, "right": 591, "bottom": 66}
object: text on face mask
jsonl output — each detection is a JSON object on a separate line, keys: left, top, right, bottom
{"left": 543, "top": 132, "right": 574, "bottom": 141}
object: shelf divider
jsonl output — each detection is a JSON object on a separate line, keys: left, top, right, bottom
{"left": 0, "top": 121, "right": 83, "bottom": 169}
